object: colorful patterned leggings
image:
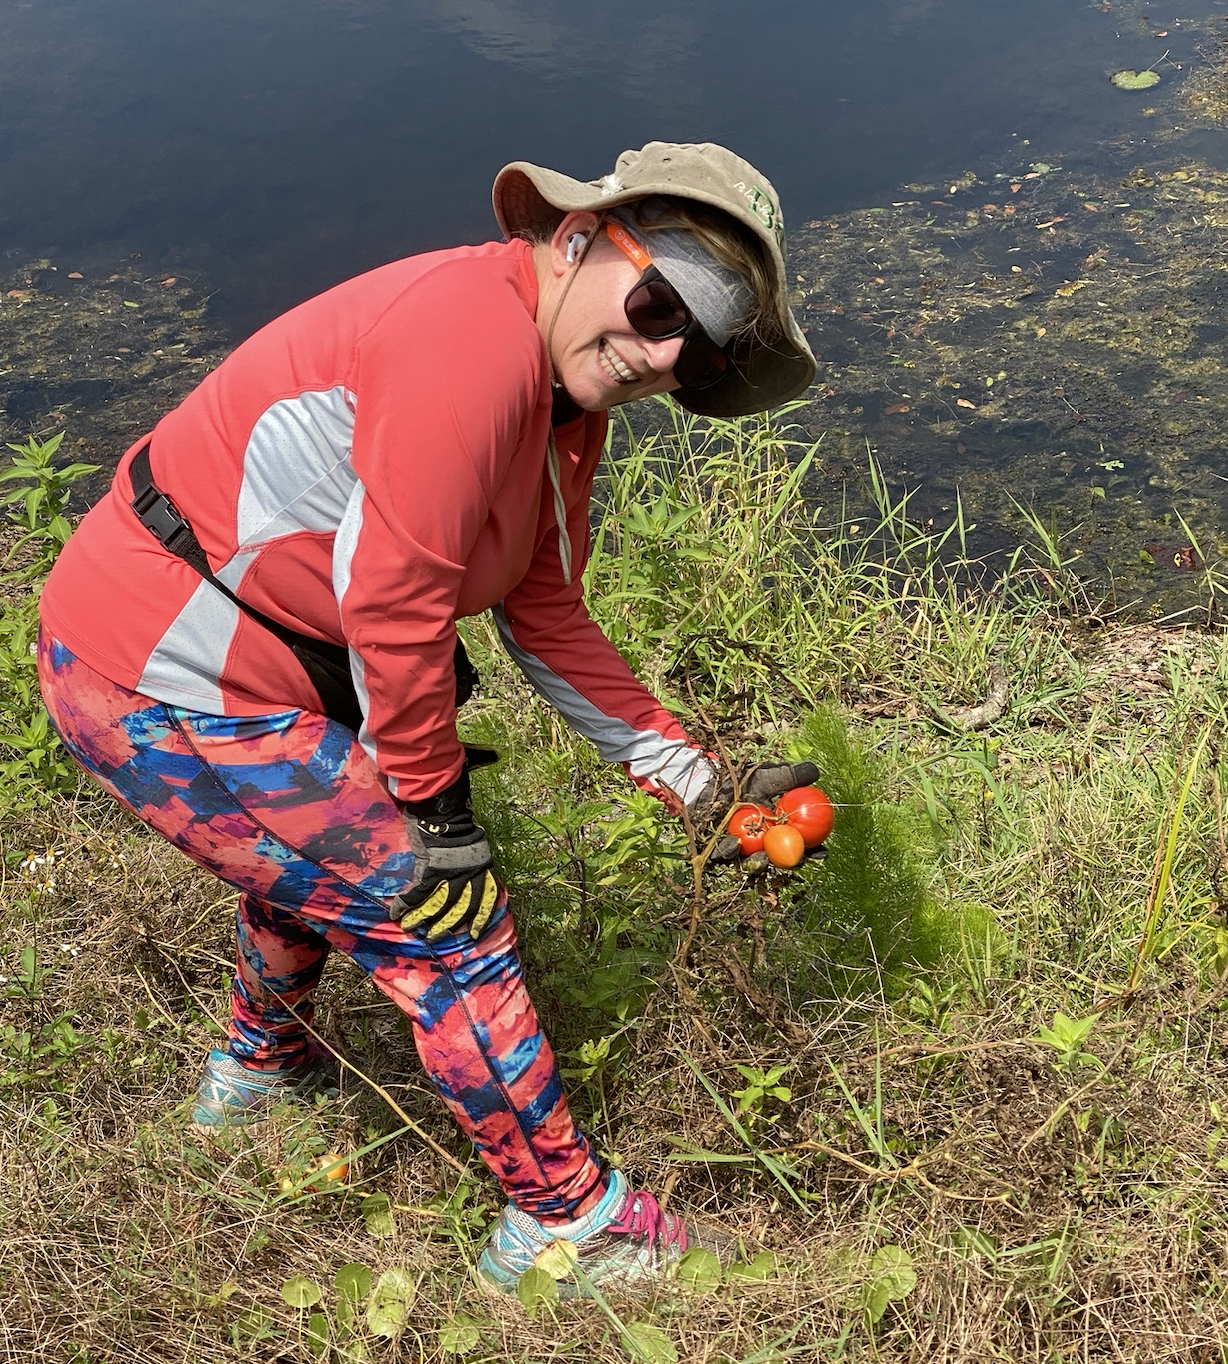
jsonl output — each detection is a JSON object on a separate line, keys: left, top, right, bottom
{"left": 38, "top": 631, "right": 605, "bottom": 1223}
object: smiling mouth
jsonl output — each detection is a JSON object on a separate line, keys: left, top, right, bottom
{"left": 598, "top": 339, "right": 641, "bottom": 386}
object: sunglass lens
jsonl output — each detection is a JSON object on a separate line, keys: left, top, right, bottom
{"left": 674, "top": 337, "right": 728, "bottom": 390}
{"left": 625, "top": 277, "right": 690, "bottom": 337}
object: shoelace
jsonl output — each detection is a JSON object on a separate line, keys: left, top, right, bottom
{"left": 605, "top": 1191, "right": 689, "bottom": 1252}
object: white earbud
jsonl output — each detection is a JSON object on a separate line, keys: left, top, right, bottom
{"left": 566, "top": 232, "right": 588, "bottom": 264}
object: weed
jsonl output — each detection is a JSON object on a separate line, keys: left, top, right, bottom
{"left": 1032, "top": 1011, "right": 1102, "bottom": 1071}
{"left": 731, "top": 1062, "right": 793, "bottom": 1133}
{"left": 1, "top": 432, "right": 98, "bottom": 581}
{"left": 0, "top": 431, "right": 97, "bottom": 805}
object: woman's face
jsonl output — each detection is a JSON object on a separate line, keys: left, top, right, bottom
{"left": 536, "top": 211, "right": 686, "bottom": 411}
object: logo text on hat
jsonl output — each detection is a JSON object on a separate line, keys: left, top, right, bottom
{"left": 734, "top": 182, "right": 784, "bottom": 245}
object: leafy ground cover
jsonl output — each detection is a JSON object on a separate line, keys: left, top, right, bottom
{"left": 2, "top": 412, "right": 1228, "bottom": 1363}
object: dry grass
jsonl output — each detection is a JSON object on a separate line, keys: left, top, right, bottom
{"left": 4, "top": 415, "right": 1228, "bottom": 1362}
{"left": 4, "top": 610, "right": 1228, "bottom": 1364}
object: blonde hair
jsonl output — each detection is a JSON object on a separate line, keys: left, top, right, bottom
{"left": 622, "top": 196, "right": 780, "bottom": 346}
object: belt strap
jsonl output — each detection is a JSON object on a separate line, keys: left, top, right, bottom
{"left": 129, "top": 443, "right": 321, "bottom": 653}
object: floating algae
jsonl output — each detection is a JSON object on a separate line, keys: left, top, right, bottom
{"left": 789, "top": 76, "right": 1228, "bottom": 614}
{"left": 0, "top": 252, "right": 228, "bottom": 502}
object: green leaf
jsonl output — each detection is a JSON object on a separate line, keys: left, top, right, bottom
{"left": 728, "top": 1250, "right": 777, "bottom": 1281}
{"left": 306, "top": 1311, "right": 330, "bottom": 1357}
{"left": 624, "top": 1321, "right": 678, "bottom": 1364}
{"left": 534, "top": 1238, "right": 579, "bottom": 1280}
{"left": 863, "top": 1278, "right": 892, "bottom": 1324}
{"left": 366, "top": 1267, "right": 415, "bottom": 1338}
{"left": 516, "top": 1265, "right": 559, "bottom": 1318}
{"left": 232, "top": 1306, "right": 276, "bottom": 1347}
{"left": 862, "top": 1245, "right": 917, "bottom": 1323}
{"left": 438, "top": 1313, "right": 481, "bottom": 1355}
{"left": 361, "top": 1192, "right": 396, "bottom": 1237}
{"left": 955, "top": 1227, "right": 998, "bottom": 1257}
{"left": 1111, "top": 69, "right": 1160, "bottom": 90}
{"left": 280, "top": 1274, "right": 323, "bottom": 1309}
{"left": 675, "top": 1246, "right": 722, "bottom": 1292}
{"left": 872, "top": 1245, "right": 917, "bottom": 1293}
{"left": 334, "top": 1261, "right": 372, "bottom": 1302}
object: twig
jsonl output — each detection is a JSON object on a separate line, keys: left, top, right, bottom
{"left": 936, "top": 659, "right": 1010, "bottom": 731}
{"left": 782, "top": 1141, "right": 1014, "bottom": 1203}
{"left": 876, "top": 1036, "right": 1041, "bottom": 1063}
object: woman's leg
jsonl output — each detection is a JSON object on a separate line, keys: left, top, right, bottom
{"left": 231, "top": 892, "right": 331, "bottom": 1070}
{"left": 38, "top": 630, "right": 606, "bottom": 1221}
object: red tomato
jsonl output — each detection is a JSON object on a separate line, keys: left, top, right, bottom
{"left": 774, "top": 785, "right": 835, "bottom": 849}
{"left": 727, "top": 803, "right": 776, "bottom": 855}
{"left": 763, "top": 823, "right": 806, "bottom": 868}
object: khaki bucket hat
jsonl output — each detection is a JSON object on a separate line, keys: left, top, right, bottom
{"left": 492, "top": 141, "right": 816, "bottom": 418}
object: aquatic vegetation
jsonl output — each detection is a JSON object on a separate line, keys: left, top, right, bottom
{"left": 1111, "top": 69, "right": 1161, "bottom": 90}
{"left": 0, "top": 254, "right": 227, "bottom": 499}
{"left": 790, "top": 118, "right": 1228, "bottom": 615}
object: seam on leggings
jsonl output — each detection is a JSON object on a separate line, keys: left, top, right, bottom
{"left": 164, "top": 706, "right": 391, "bottom": 914}
{"left": 420, "top": 934, "right": 571, "bottom": 1207}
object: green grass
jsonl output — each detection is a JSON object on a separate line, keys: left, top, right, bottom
{"left": 3, "top": 416, "right": 1228, "bottom": 1362}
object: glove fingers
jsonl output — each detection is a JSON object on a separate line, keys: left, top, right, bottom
{"left": 468, "top": 872, "right": 501, "bottom": 939}
{"left": 397, "top": 877, "right": 453, "bottom": 928}
{"left": 709, "top": 834, "right": 743, "bottom": 863}
{"left": 744, "top": 761, "right": 820, "bottom": 802}
{"left": 426, "top": 879, "right": 477, "bottom": 941}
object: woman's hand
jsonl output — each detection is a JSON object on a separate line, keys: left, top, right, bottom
{"left": 687, "top": 760, "right": 821, "bottom": 863}
{"left": 392, "top": 770, "right": 501, "bottom": 940}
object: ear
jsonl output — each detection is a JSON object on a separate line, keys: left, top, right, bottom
{"left": 548, "top": 211, "right": 601, "bottom": 277}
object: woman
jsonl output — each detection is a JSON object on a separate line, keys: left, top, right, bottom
{"left": 37, "top": 140, "right": 817, "bottom": 1295}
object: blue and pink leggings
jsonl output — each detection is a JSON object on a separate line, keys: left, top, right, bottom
{"left": 37, "top": 630, "right": 606, "bottom": 1223}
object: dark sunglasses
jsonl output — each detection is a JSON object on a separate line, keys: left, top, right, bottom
{"left": 606, "top": 224, "right": 729, "bottom": 391}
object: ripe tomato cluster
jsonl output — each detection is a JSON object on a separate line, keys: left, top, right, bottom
{"left": 726, "top": 785, "right": 835, "bottom": 868}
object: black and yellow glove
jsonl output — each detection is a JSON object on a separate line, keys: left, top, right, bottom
{"left": 391, "top": 767, "right": 501, "bottom": 941}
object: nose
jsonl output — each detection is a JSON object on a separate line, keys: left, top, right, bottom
{"left": 640, "top": 335, "right": 685, "bottom": 376}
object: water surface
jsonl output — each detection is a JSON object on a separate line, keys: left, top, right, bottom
{"left": 3, "top": 0, "right": 1228, "bottom": 605}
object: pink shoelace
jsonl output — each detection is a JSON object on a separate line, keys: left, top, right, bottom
{"left": 606, "top": 1190, "right": 689, "bottom": 1252}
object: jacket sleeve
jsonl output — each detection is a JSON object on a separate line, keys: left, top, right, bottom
{"left": 338, "top": 262, "right": 548, "bottom": 803}
{"left": 496, "top": 417, "right": 716, "bottom": 809}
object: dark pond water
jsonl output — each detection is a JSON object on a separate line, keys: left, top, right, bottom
{"left": 4, "top": 0, "right": 1228, "bottom": 605}
{"left": 0, "top": 0, "right": 1217, "bottom": 329}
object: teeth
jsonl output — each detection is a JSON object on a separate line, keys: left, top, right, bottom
{"left": 600, "top": 341, "right": 638, "bottom": 384}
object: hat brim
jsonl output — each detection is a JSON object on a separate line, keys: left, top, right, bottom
{"left": 493, "top": 161, "right": 815, "bottom": 418}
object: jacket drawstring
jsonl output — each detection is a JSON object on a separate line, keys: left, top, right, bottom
{"left": 545, "top": 429, "right": 573, "bottom": 585}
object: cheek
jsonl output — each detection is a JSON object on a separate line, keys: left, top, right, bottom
{"left": 562, "top": 275, "right": 628, "bottom": 350}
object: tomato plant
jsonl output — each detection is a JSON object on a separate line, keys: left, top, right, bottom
{"left": 727, "top": 803, "right": 776, "bottom": 855}
{"left": 774, "top": 785, "right": 834, "bottom": 849}
{"left": 763, "top": 823, "right": 806, "bottom": 868}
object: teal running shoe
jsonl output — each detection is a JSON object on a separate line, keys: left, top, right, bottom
{"left": 475, "top": 1168, "right": 739, "bottom": 1298}
{"left": 190, "top": 1047, "right": 340, "bottom": 1128}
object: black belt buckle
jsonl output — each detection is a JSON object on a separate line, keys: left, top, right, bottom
{"left": 131, "top": 484, "right": 189, "bottom": 547}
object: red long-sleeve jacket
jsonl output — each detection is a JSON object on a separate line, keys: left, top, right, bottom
{"left": 40, "top": 240, "right": 714, "bottom": 805}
